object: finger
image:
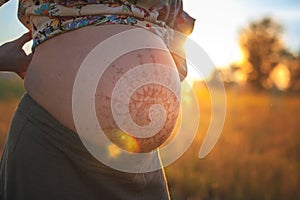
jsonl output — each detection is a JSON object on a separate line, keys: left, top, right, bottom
{"left": 26, "top": 53, "right": 33, "bottom": 62}
{"left": 21, "top": 53, "right": 33, "bottom": 71}
{"left": 16, "top": 53, "right": 33, "bottom": 75}
{"left": 15, "top": 32, "right": 32, "bottom": 47}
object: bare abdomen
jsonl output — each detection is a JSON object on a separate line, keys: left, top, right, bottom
{"left": 25, "top": 24, "right": 181, "bottom": 153}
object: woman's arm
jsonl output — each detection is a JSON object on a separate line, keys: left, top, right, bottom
{"left": 0, "top": 33, "right": 33, "bottom": 79}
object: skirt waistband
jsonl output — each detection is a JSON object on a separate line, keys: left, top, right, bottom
{"left": 17, "top": 92, "right": 79, "bottom": 140}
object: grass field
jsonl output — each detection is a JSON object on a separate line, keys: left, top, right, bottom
{"left": 166, "top": 84, "right": 300, "bottom": 200}
{"left": 0, "top": 80, "right": 299, "bottom": 200}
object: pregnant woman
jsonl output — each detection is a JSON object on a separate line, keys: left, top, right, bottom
{"left": 0, "top": 0, "right": 194, "bottom": 199}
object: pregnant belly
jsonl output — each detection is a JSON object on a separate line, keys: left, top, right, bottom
{"left": 25, "top": 25, "right": 181, "bottom": 153}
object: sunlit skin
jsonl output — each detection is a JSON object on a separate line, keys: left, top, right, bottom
{"left": 25, "top": 25, "right": 181, "bottom": 153}
{"left": 95, "top": 49, "right": 181, "bottom": 153}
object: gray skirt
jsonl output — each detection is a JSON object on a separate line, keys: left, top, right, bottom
{"left": 0, "top": 93, "right": 170, "bottom": 200}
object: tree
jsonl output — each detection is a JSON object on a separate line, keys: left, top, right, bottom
{"left": 239, "top": 17, "right": 284, "bottom": 89}
{"left": 280, "top": 49, "right": 300, "bottom": 91}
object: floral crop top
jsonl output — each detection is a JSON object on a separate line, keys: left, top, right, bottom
{"left": 0, "top": 0, "right": 195, "bottom": 80}
{"left": 0, "top": 0, "right": 195, "bottom": 48}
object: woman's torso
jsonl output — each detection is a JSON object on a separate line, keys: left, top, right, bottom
{"left": 24, "top": 24, "right": 181, "bottom": 152}
{"left": 25, "top": 25, "right": 129, "bottom": 131}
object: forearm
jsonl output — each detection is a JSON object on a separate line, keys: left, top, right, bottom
{"left": 0, "top": 33, "right": 33, "bottom": 78}
{"left": 0, "top": 44, "right": 16, "bottom": 72}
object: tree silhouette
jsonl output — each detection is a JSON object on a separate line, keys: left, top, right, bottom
{"left": 239, "top": 17, "right": 284, "bottom": 89}
{"left": 280, "top": 49, "right": 300, "bottom": 91}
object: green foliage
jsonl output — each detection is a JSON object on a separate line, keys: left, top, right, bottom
{"left": 237, "top": 17, "right": 300, "bottom": 91}
{"left": 239, "top": 17, "right": 284, "bottom": 89}
{"left": 0, "top": 79, "right": 25, "bottom": 100}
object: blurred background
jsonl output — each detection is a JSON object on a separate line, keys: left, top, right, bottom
{"left": 1, "top": 0, "right": 300, "bottom": 199}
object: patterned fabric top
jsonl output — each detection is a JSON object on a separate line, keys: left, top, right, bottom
{"left": 0, "top": 0, "right": 195, "bottom": 49}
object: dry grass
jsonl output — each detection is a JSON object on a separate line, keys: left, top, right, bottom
{"left": 166, "top": 85, "right": 300, "bottom": 200}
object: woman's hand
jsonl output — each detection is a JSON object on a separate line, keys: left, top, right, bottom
{"left": 0, "top": 32, "right": 33, "bottom": 79}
